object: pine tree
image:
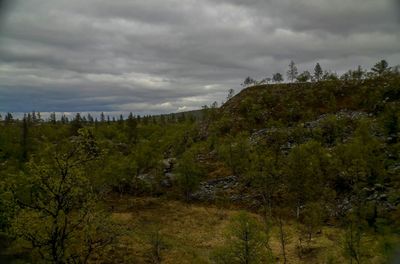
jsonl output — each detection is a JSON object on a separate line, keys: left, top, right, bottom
{"left": 314, "top": 63, "right": 323, "bottom": 81}
{"left": 371, "top": 59, "right": 390, "bottom": 76}
{"left": 20, "top": 115, "right": 29, "bottom": 162}
{"left": 70, "top": 113, "right": 83, "bottom": 135}
{"left": 49, "top": 112, "right": 56, "bottom": 124}
{"left": 287, "top": 60, "right": 298, "bottom": 82}
{"left": 4, "top": 112, "right": 13, "bottom": 124}
{"left": 127, "top": 112, "right": 138, "bottom": 143}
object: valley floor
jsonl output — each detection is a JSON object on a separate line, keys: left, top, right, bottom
{"left": 103, "top": 196, "right": 384, "bottom": 264}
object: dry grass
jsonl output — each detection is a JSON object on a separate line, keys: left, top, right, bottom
{"left": 103, "top": 196, "right": 362, "bottom": 264}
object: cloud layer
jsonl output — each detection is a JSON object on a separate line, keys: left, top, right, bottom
{"left": 1, "top": 0, "right": 399, "bottom": 115}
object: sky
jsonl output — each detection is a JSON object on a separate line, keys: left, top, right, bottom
{"left": 0, "top": 0, "right": 399, "bottom": 117}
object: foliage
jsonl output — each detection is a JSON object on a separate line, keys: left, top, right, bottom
{"left": 212, "top": 212, "right": 270, "bottom": 264}
{"left": 10, "top": 129, "right": 115, "bottom": 263}
{"left": 175, "top": 148, "right": 203, "bottom": 201}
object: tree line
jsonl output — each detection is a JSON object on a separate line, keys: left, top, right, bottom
{"left": 241, "top": 59, "right": 398, "bottom": 87}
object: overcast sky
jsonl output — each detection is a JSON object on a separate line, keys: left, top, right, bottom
{"left": 0, "top": 0, "right": 399, "bottom": 117}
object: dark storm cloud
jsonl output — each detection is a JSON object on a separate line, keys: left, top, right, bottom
{"left": 0, "top": 0, "right": 399, "bottom": 114}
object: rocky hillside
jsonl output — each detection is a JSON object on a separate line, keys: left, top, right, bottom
{"left": 217, "top": 76, "right": 400, "bottom": 133}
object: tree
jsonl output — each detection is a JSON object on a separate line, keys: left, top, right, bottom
{"left": 4, "top": 112, "right": 13, "bottom": 124}
{"left": 49, "top": 112, "right": 56, "bottom": 124}
{"left": 218, "top": 133, "right": 251, "bottom": 176}
{"left": 175, "top": 149, "right": 203, "bottom": 202}
{"left": 336, "top": 121, "right": 386, "bottom": 232}
{"left": 287, "top": 60, "right": 298, "bottom": 82}
{"left": 227, "top": 88, "right": 235, "bottom": 101}
{"left": 241, "top": 77, "right": 256, "bottom": 87}
{"left": 314, "top": 63, "right": 323, "bottom": 81}
{"left": 341, "top": 66, "right": 365, "bottom": 81}
{"left": 248, "top": 149, "right": 278, "bottom": 218}
{"left": 371, "top": 59, "right": 390, "bottom": 76}
{"left": 20, "top": 115, "right": 29, "bottom": 162}
{"left": 126, "top": 112, "right": 138, "bottom": 143}
{"left": 212, "top": 212, "right": 270, "bottom": 264}
{"left": 264, "top": 77, "right": 272, "bottom": 84}
{"left": 286, "top": 141, "right": 332, "bottom": 220}
{"left": 247, "top": 148, "right": 278, "bottom": 255}
{"left": 11, "top": 129, "right": 115, "bottom": 263}
{"left": 341, "top": 213, "right": 366, "bottom": 264}
{"left": 275, "top": 211, "right": 291, "bottom": 264}
{"left": 146, "top": 226, "right": 166, "bottom": 264}
{"left": 297, "top": 201, "right": 324, "bottom": 252}
{"left": 296, "top": 71, "right": 311, "bottom": 82}
{"left": 86, "top": 113, "right": 94, "bottom": 124}
{"left": 322, "top": 71, "right": 339, "bottom": 81}
{"left": 272, "top": 72, "right": 283, "bottom": 83}
{"left": 70, "top": 113, "right": 83, "bottom": 135}
{"left": 352, "top": 66, "right": 365, "bottom": 80}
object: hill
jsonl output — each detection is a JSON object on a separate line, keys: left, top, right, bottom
{"left": 0, "top": 73, "right": 400, "bottom": 263}
{"left": 217, "top": 76, "right": 400, "bottom": 133}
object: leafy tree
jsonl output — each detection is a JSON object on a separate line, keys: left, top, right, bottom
{"left": 272, "top": 72, "right": 283, "bottom": 83}
{"left": 248, "top": 149, "right": 278, "bottom": 218}
{"left": 212, "top": 212, "right": 270, "bottom": 264}
{"left": 341, "top": 213, "right": 367, "bottom": 264}
{"left": 336, "top": 122, "right": 386, "bottom": 233}
{"left": 218, "top": 133, "right": 251, "bottom": 176}
{"left": 286, "top": 141, "right": 333, "bottom": 219}
{"left": 130, "top": 141, "right": 161, "bottom": 193}
{"left": 322, "top": 71, "right": 339, "bottom": 81}
{"left": 175, "top": 149, "right": 203, "bottom": 201}
{"left": 296, "top": 71, "right": 311, "bottom": 82}
{"left": 241, "top": 77, "right": 256, "bottom": 87}
{"left": 263, "top": 77, "right": 272, "bottom": 84}
{"left": 0, "top": 179, "right": 15, "bottom": 231}
{"left": 298, "top": 202, "right": 324, "bottom": 248}
{"left": 11, "top": 129, "right": 115, "bottom": 263}
{"left": 314, "top": 63, "right": 323, "bottom": 81}
{"left": 287, "top": 60, "right": 298, "bottom": 82}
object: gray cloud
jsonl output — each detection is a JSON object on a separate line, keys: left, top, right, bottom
{"left": 0, "top": 0, "right": 399, "bottom": 115}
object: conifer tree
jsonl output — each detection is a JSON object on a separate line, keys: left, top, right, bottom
{"left": 314, "top": 63, "right": 323, "bottom": 81}
{"left": 287, "top": 60, "right": 298, "bottom": 82}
